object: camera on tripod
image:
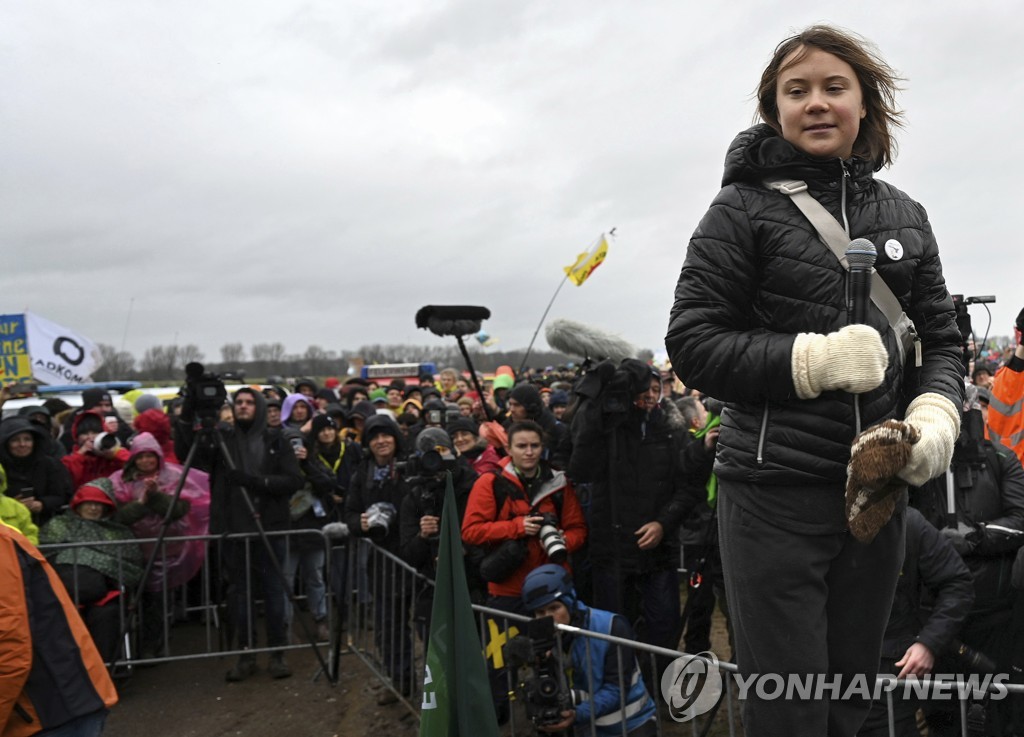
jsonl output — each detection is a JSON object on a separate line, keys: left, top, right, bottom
{"left": 504, "top": 616, "right": 574, "bottom": 729}
{"left": 180, "top": 362, "right": 228, "bottom": 424}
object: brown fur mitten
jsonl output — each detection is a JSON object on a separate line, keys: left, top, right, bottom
{"left": 845, "top": 420, "right": 920, "bottom": 542}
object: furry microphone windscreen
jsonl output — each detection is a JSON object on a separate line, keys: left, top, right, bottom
{"left": 545, "top": 318, "right": 637, "bottom": 361}
{"left": 415, "top": 305, "right": 491, "bottom": 338}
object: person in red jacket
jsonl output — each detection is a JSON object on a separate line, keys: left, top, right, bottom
{"left": 61, "top": 411, "right": 129, "bottom": 489}
{"left": 462, "top": 420, "right": 586, "bottom": 604}
{"left": 461, "top": 419, "right": 586, "bottom": 724}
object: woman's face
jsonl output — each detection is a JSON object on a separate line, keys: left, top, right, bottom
{"left": 451, "top": 430, "right": 476, "bottom": 455}
{"left": 290, "top": 401, "right": 310, "bottom": 422}
{"left": 77, "top": 501, "right": 107, "bottom": 521}
{"left": 507, "top": 430, "right": 542, "bottom": 474}
{"left": 135, "top": 451, "right": 160, "bottom": 474}
{"left": 7, "top": 431, "right": 34, "bottom": 458}
{"left": 775, "top": 46, "right": 865, "bottom": 161}
{"left": 318, "top": 427, "right": 338, "bottom": 446}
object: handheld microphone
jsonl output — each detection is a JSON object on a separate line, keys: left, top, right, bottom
{"left": 415, "top": 305, "right": 490, "bottom": 338}
{"left": 845, "top": 239, "right": 876, "bottom": 325}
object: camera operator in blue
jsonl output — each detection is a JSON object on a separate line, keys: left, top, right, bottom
{"left": 520, "top": 564, "right": 657, "bottom": 737}
{"left": 343, "top": 414, "right": 414, "bottom": 704}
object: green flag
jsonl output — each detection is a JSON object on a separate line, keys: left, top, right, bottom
{"left": 419, "top": 473, "right": 500, "bottom": 737}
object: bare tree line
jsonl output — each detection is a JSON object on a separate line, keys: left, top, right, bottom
{"left": 92, "top": 341, "right": 600, "bottom": 383}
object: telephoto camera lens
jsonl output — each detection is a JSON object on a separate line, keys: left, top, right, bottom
{"left": 538, "top": 515, "right": 567, "bottom": 564}
{"left": 93, "top": 432, "right": 119, "bottom": 453}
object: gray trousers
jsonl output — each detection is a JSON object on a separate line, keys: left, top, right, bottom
{"left": 718, "top": 486, "right": 905, "bottom": 737}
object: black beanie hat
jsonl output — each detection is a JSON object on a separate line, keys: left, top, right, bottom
{"left": 509, "top": 383, "right": 543, "bottom": 415}
{"left": 82, "top": 388, "right": 112, "bottom": 410}
{"left": 447, "top": 418, "right": 479, "bottom": 437}
{"left": 315, "top": 388, "right": 337, "bottom": 403}
{"left": 311, "top": 414, "right": 338, "bottom": 436}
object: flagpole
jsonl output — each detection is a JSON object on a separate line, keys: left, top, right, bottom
{"left": 516, "top": 272, "right": 570, "bottom": 377}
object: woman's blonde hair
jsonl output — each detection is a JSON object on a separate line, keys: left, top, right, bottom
{"left": 756, "top": 25, "right": 904, "bottom": 169}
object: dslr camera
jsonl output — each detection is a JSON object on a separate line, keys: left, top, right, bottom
{"left": 536, "top": 513, "right": 568, "bottom": 564}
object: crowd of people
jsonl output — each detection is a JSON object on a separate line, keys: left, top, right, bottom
{"left": 3, "top": 305, "right": 1022, "bottom": 736}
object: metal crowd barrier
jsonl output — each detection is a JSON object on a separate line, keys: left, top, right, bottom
{"left": 37, "top": 533, "right": 1024, "bottom": 737}
{"left": 38, "top": 529, "right": 337, "bottom": 673}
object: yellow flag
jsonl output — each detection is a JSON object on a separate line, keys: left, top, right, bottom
{"left": 563, "top": 233, "right": 609, "bottom": 286}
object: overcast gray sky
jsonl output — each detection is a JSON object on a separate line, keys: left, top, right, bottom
{"left": 4, "top": 1, "right": 1021, "bottom": 367}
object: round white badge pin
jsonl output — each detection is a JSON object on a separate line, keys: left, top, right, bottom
{"left": 884, "top": 239, "right": 903, "bottom": 261}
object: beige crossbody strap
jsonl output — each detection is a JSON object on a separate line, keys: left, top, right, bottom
{"left": 765, "top": 179, "right": 922, "bottom": 367}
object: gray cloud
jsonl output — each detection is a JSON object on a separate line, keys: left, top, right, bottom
{"left": 2, "top": 1, "right": 1022, "bottom": 367}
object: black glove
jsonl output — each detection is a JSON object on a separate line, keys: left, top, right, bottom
{"left": 225, "top": 469, "right": 260, "bottom": 489}
{"left": 941, "top": 522, "right": 980, "bottom": 556}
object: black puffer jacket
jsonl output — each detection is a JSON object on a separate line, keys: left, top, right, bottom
{"left": 571, "top": 397, "right": 692, "bottom": 573}
{"left": 665, "top": 125, "right": 963, "bottom": 485}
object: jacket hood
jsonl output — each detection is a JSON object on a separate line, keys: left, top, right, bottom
{"left": 232, "top": 387, "right": 267, "bottom": 434}
{"left": 133, "top": 408, "right": 172, "bottom": 447}
{"left": 363, "top": 414, "right": 403, "bottom": 450}
{"left": 722, "top": 124, "right": 876, "bottom": 189}
{"left": 0, "top": 416, "right": 49, "bottom": 450}
{"left": 72, "top": 477, "right": 119, "bottom": 510}
{"left": 128, "top": 432, "right": 165, "bottom": 466}
{"left": 71, "top": 409, "right": 107, "bottom": 442}
{"left": 281, "top": 393, "right": 315, "bottom": 424}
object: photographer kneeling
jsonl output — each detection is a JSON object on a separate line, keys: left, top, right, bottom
{"left": 517, "top": 564, "right": 657, "bottom": 737}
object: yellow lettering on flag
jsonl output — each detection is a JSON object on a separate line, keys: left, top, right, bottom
{"left": 563, "top": 233, "right": 609, "bottom": 287}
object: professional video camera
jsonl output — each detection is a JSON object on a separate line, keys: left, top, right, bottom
{"left": 951, "top": 294, "right": 997, "bottom": 374}
{"left": 180, "top": 362, "right": 227, "bottom": 424}
{"left": 505, "top": 616, "right": 574, "bottom": 730}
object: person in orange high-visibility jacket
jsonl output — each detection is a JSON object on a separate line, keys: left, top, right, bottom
{"left": 0, "top": 522, "right": 117, "bottom": 737}
{"left": 989, "top": 309, "right": 1024, "bottom": 468}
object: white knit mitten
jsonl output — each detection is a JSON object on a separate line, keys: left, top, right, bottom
{"left": 896, "top": 393, "right": 961, "bottom": 486}
{"left": 791, "top": 325, "right": 888, "bottom": 400}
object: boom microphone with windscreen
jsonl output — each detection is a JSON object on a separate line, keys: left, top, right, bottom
{"left": 415, "top": 305, "right": 491, "bottom": 338}
{"left": 545, "top": 318, "right": 637, "bottom": 362}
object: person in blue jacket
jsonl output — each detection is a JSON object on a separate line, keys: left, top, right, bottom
{"left": 520, "top": 564, "right": 657, "bottom": 736}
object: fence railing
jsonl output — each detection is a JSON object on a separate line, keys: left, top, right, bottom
{"left": 38, "top": 533, "right": 1023, "bottom": 737}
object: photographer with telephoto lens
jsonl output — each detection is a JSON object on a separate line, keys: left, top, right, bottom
{"left": 399, "top": 428, "right": 482, "bottom": 642}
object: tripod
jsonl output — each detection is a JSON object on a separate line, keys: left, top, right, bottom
{"left": 115, "top": 413, "right": 334, "bottom": 684}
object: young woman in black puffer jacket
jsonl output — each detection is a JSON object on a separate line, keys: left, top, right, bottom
{"left": 665, "top": 25, "right": 964, "bottom": 737}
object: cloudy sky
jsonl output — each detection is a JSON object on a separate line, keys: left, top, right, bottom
{"left": 4, "top": 1, "right": 1021, "bottom": 368}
